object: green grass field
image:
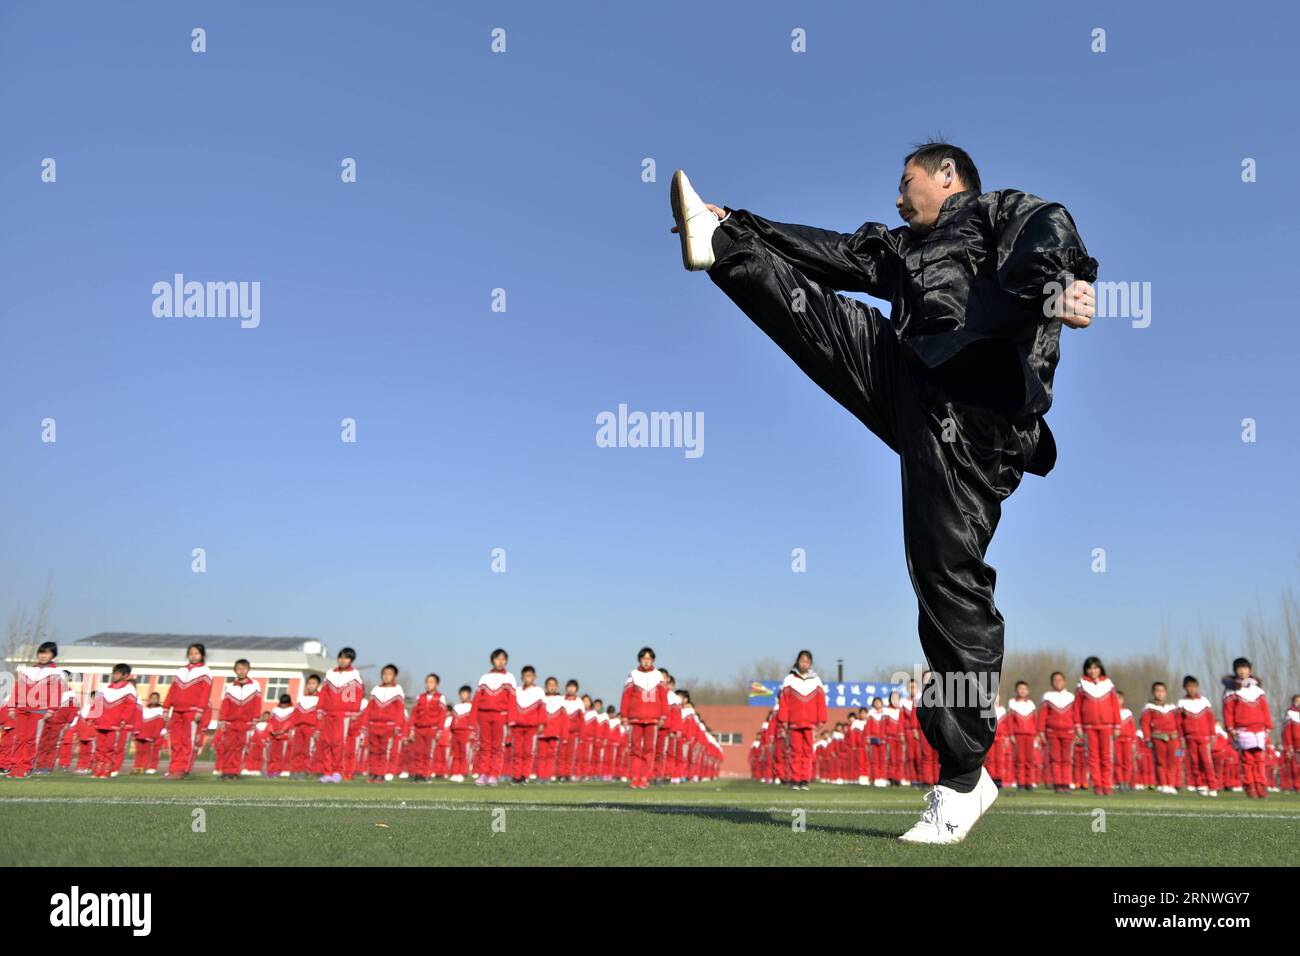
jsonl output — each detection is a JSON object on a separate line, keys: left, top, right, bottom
{"left": 2, "top": 775, "right": 1296, "bottom": 866}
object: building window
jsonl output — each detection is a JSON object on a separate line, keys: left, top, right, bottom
{"left": 156, "top": 675, "right": 173, "bottom": 686}
{"left": 715, "top": 732, "right": 743, "bottom": 745}
{"left": 264, "top": 677, "right": 290, "bottom": 702}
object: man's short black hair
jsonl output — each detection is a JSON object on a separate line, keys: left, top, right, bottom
{"left": 338, "top": 647, "right": 356, "bottom": 662}
{"left": 37, "top": 641, "right": 58, "bottom": 657}
{"left": 903, "top": 141, "right": 982, "bottom": 195}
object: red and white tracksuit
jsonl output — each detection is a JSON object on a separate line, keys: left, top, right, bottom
{"left": 1283, "top": 709, "right": 1300, "bottom": 793}
{"left": 1115, "top": 707, "right": 1138, "bottom": 787}
{"left": 536, "top": 694, "right": 567, "bottom": 779}
{"left": 558, "top": 696, "right": 585, "bottom": 778}
{"left": 620, "top": 667, "right": 669, "bottom": 784}
{"left": 5, "top": 663, "right": 71, "bottom": 778}
{"left": 1074, "top": 676, "right": 1121, "bottom": 794}
{"left": 1038, "top": 689, "right": 1077, "bottom": 787}
{"left": 1177, "top": 695, "right": 1219, "bottom": 790}
{"left": 471, "top": 670, "right": 516, "bottom": 778}
{"left": 92, "top": 681, "right": 141, "bottom": 777}
{"left": 1141, "top": 702, "right": 1181, "bottom": 788}
{"left": 265, "top": 705, "right": 295, "bottom": 776}
{"left": 448, "top": 702, "right": 476, "bottom": 776}
{"left": 217, "top": 678, "right": 262, "bottom": 774}
{"left": 133, "top": 706, "right": 166, "bottom": 772}
{"left": 318, "top": 667, "right": 365, "bottom": 777}
{"left": 163, "top": 663, "right": 212, "bottom": 776}
{"left": 507, "top": 686, "right": 546, "bottom": 780}
{"left": 778, "top": 672, "right": 828, "bottom": 783}
{"left": 360, "top": 685, "right": 407, "bottom": 777}
{"left": 408, "top": 690, "right": 448, "bottom": 778}
{"left": 1006, "top": 697, "right": 1038, "bottom": 787}
{"left": 291, "top": 693, "right": 321, "bottom": 774}
{"left": 1224, "top": 681, "right": 1272, "bottom": 796}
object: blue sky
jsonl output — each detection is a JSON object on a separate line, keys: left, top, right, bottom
{"left": 2, "top": 1, "right": 1297, "bottom": 697}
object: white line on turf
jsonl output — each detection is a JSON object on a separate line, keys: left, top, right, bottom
{"left": 1, "top": 796, "right": 1297, "bottom": 820}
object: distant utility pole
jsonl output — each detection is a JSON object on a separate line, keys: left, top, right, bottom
{"left": 836, "top": 659, "right": 844, "bottom": 682}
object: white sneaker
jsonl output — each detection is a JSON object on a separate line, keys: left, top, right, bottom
{"left": 874, "top": 779, "right": 888, "bottom": 788}
{"left": 857, "top": 776, "right": 869, "bottom": 786}
{"left": 898, "top": 768, "right": 999, "bottom": 845}
{"left": 1207, "top": 789, "right": 1218, "bottom": 797}
{"left": 670, "top": 169, "right": 720, "bottom": 271}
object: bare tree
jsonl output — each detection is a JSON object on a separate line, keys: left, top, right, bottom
{"left": 4, "top": 583, "right": 57, "bottom": 669}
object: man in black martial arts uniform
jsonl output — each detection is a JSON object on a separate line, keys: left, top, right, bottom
{"left": 670, "top": 143, "right": 1098, "bottom": 843}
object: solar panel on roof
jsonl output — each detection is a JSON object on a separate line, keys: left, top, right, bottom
{"left": 75, "top": 633, "right": 320, "bottom": 651}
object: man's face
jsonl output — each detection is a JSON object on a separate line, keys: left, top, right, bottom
{"left": 896, "top": 160, "right": 959, "bottom": 235}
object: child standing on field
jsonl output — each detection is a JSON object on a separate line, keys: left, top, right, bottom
{"left": 1074, "top": 657, "right": 1121, "bottom": 795}
{"left": 1222, "top": 657, "right": 1273, "bottom": 799}
{"left": 218, "top": 658, "right": 262, "bottom": 779}
{"left": 472, "top": 649, "right": 516, "bottom": 787}
{"left": 620, "top": 647, "right": 669, "bottom": 789}
{"left": 448, "top": 685, "right": 475, "bottom": 782}
{"left": 1141, "top": 681, "right": 1180, "bottom": 794}
{"left": 92, "top": 665, "right": 141, "bottom": 778}
{"left": 361, "top": 664, "right": 407, "bottom": 782}
{"left": 777, "top": 650, "right": 828, "bottom": 791}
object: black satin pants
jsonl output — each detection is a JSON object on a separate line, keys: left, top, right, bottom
{"left": 709, "top": 211, "right": 1040, "bottom": 791}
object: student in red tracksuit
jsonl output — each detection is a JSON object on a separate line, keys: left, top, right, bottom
{"left": 1223, "top": 657, "right": 1273, "bottom": 799}
{"left": 534, "top": 677, "right": 566, "bottom": 782}
{"left": 471, "top": 648, "right": 516, "bottom": 787}
{"left": 318, "top": 648, "right": 365, "bottom": 783}
{"left": 592, "top": 706, "right": 609, "bottom": 779}
{"left": 163, "top": 643, "right": 213, "bottom": 780}
{"left": 1038, "top": 671, "right": 1076, "bottom": 792}
{"left": 5, "top": 641, "right": 70, "bottom": 778}
{"left": 578, "top": 694, "right": 598, "bottom": 780}
{"left": 217, "top": 659, "right": 262, "bottom": 779}
{"left": 653, "top": 671, "right": 677, "bottom": 782}
{"left": 360, "top": 664, "right": 406, "bottom": 782}
{"left": 407, "top": 673, "right": 447, "bottom": 782}
{"left": 1115, "top": 692, "right": 1138, "bottom": 790}
{"left": 1005, "top": 681, "right": 1038, "bottom": 789}
{"left": 290, "top": 674, "right": 322, "bottom": 778}
{"left": 1141, "top": 681, "right": 1180, "bottom": 794}
{"left": 558, "top": 680, "right": 585, "bottom": 782}
{"left": 1284, "top": 695, "right": 1300, "bottom": 793}
{"left": 912, "top": 672, "right": 940, "bottom": 785}
{"left": 886, "top": 690, "right": 911, "bottom": 784}
{"left": 1073, "top": 657, "right": 1121, "bottom": 795}
{"left": 987, "top": 699, "right": 1010, "bottom": 785}
{"left": 777, "top": 650, "right": 828, "bottom": 791}
{"left": 132, "top": 693, "right": 166, "bottom": 774}
{"left": 604, "top": 708, "right": 624, "bottom": 779}
{"left": 448, "top": 686, "right": 476, "bottom": 781}
{"left": 620, "top": 648, "right": 669, "bottom": 789}
{"left": 897, "top": 688, "right": 921, "bottom": 785}
{"left": 92, "top": 665, "right": 141, "bottom": 778}
{"left": 71, "top": 699, "right": 98, "bottom": 774}
{"left": 264, "top": 694, "right": 295, "bottom": 777}
{"left": 36, "top": 676, "right": 79, "bottom": 775}
{"left": 864, "top": 698, "right": 887, "bottom": 785}
{"left": 1177, "top": 676, "right": 1219, "bottom": 796}
{"left": 508, "top": 666, "right": 545, "bottom": 784}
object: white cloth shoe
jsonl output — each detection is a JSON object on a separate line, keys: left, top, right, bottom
{"left": 671, "top": 169, "right": 720, "bottom": 271}
{"left": 898, "top": 768, "right": 999, "bottom": 845}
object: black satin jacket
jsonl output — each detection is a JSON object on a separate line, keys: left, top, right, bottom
{"left": 725, "top": 189, "right": 1099, "bottom": 425}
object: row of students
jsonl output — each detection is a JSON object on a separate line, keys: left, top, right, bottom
{"left": 747, "top": 654, "right": 1299, "bottom": 797}
{"left": 0, "top": 642, "right": 724, "bottom": 786}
